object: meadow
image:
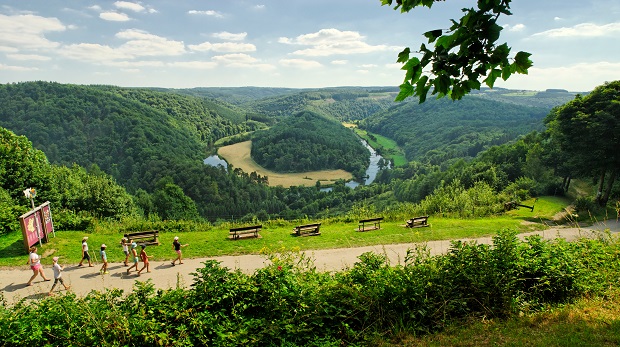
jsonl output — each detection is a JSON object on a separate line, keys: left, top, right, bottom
{"left": 217, "top": 140, "right": 352, "bottom": 187}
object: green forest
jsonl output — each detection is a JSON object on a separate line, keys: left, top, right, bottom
{"left": 1, "top": 80, "right": 620, "bottom": 346}
{"left": 251, "top": 111, "right": 369, "bottom": 177}
{"left": 0, "top": 80, "right": 613, "bottom": 232}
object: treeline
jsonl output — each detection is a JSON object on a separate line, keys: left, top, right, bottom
{"left": 361, "top": 95, "right": 550, "bottom": 165}
{"left": 251, "top": 111, "right": 370, "bottom": 177}
{"left": 0, "top": 82, "right": 250, "bottom": 192}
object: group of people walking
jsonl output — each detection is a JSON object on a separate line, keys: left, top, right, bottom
{"left": 25, "top": 236, "right": 188, "bottom": 296}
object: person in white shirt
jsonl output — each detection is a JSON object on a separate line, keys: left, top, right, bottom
{"left": 48, "top": 256, "right": 70, "bottom": 295}
{"left": 26, "top": 246, "right": 50, "bottom": 286}
{"left": 78, "top": 237, "right": 93, "bottom": 267}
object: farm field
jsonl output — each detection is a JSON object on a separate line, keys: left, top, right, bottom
{"left": 217, "top": 140, "right": 353, "bottom": 187}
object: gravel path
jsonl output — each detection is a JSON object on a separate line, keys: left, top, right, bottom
{"left": 2, "top": 220, "right": 618, "bottom": 304}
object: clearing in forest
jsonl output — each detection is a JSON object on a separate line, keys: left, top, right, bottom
{"left": 217, "top": 141, "right": 353, "bottom": 188}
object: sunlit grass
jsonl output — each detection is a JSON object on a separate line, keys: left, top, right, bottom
{"left": 0, "top": 212, "right": 546, "bottom": 267}
{"left": 380, "top": 290, "right": 620, "bottom": 347}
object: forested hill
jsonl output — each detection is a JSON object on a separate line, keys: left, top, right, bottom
{"left": 360, "top": 95, "right": 553, "bottom": 165}
{"left": 251, "top": 111, "right": 370, "bottom": 177}
{"left": 0, "top": 81, "right": 250, "bottom": 191}
{"left": 244, "top": 87, "right": 399, "bottom": 121}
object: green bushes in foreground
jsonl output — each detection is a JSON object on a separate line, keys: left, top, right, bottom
{"left": 1, "top": 230, "right": 619, "bottom": 346}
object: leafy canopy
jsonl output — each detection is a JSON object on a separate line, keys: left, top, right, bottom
{"left": 381, "top": 0, "right": 533, "bottom": 102}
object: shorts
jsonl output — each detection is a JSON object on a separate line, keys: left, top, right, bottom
{"left": 133, "top": 257, "right": 139, "bottom": 264}
{"left": 123, "top": 250, "right": 130, "bottom": 256}
{"left": 102, "top": 256, "right": 107, "bottom": 262}
{"left": 53, "top": 278, "right": 65, "bottom": 285}
{"left": 31, "top": 264, "right": 42, "bottom": 271}
{"left": 82, "top": 251, "right": 90, "bottom": 260}
{"left": 175, "top": 250, "right": 182, "bottom": 255}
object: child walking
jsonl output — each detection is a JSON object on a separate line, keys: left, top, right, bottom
{"left": 120, "top": 237, "right": 130, "bottom": 266}
{"left": 99, "top": 244, "right": 109, "bottom": 274}
{"left": 48, "top": 256, "right": 70, "bottom": 295}
{"left": 26, "top": 246, "right": 51, "bottom": 285}
{"left": 126, "top": 242, "right": 139, "bottom": 275}
{"left": 78, "top": 237, "right": 93, "bottom": 267}
{"left": 171, "top": 236, "right": 188, "bottom": 266}
{"left": 137, "top": 244, "right": 151, "bottom": 276}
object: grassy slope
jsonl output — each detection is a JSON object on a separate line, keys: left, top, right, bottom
{"left": 0, "top": 197, "right": 560, "bottom": 267}
{"left": 380, "top": 291, "right": 620, "bottom": 347}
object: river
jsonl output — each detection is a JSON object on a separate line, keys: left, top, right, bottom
{"left": 204, "top": 139, "right": 387, "bottom": 189}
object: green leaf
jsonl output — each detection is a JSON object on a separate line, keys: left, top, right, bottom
{"left": 403, "top": 57, "right": 421, "bottom": 82}
{"left": 483, "top": 68, "right": 502, "bottom": 88}
{"left": 397, "top": 47, "right": 411, "bottom": 63}
{"left": 395, "top": 82, "right": 414, "bottom": 102}
{"left": 424, "top": 29, "right": 443, "bottom": 43}
{"left": 436, "top": 34, "right": 456, "bottom": 49}
{"left": 513, "top": 51, "right": 533, "bottom": 73}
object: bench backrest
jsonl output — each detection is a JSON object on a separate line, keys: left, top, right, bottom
{"left": 230, "top": 225, "right": 262, "bottom": 232}
{"left": 296, "top": 223, "right": 321, "bottom": 228}
{"left": 359, "top": 217, "right": 383, "bottom": 223}
{"left": 411, "top": 216, "right": 428, "bottom": 221}
{"left": 124, "top": 230, "right": 158, "bottom": 237}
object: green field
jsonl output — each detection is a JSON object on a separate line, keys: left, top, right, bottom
{"left": 0, "top": 197, "right": 567, "bottom": 267}
{"left": 353, "top": 128, "right": 408, "bottom": 166}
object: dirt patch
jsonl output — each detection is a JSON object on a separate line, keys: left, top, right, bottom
{"left": 217, "top": 141, "right": 353, "bottom": 188}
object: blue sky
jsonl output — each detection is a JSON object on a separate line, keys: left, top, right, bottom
{"left": 1, "top": 0, "right": 619, "bottom": 92}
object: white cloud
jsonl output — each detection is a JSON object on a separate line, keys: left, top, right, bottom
{"left": 0, "top": 14, "right": 65, "bottom": 49}
{"left": 360, "top": 64, "right": 377, "bottom": 68}
{"left": 168, "top": 61, "right": 218, "bottom": 69}
{"left": 506, "top": 23, "right": 525, "bottom": 32}
{"left": 0, "top": 63, "right": 39, "bottom": 71}
{"left": 114, "top": 1, "right": 145, "bottom": 12}
{"left": 6, "top": 53, "right": 51, "bottom": 61}
{"left": 253, "top": 5, "right": 265, "bottom": 10}
{"left": 331, "top": 60, "right": 348, "bottom": 65}
{"left": 116, "top": 29, "right": 186, "bottom": 56}
{"left": 212, "top": 53, "right": 257, "bottom": 66}
{"left": 279, "top": 58, "right": 323, "bottom": 69}
{"left": 212, "top": 32, "right": 247, "bottom": 41}
{"left": 532, "top": 22, "right": 620, "bottom": 38}
{"left": 190, "top": 42, "right": 256, "bottom": 53}
{"left": 0, "top": 45, "right": 19, "bottom": 53}
{"left": 107, "top": 60, "right": 165, "bottom": 68}
{"left": 280, "top": 28, "right": 399, "bottom": 57}
{"left": 88, "top": 5, "right": 102, "bottom": 11}
{"left": 554, "top": 17, "right": 563, "bottom": 21}
{"left": 100, "top": 11, "right": 131, "bottom": 22}
{"left": 499, "top": 61, "right": 620, "bottom": 92}
{"left": 59, "top": 43, "right": 132, "bottom": 62}
{"left": 188, "top": 10, "right": 223, "bottom": 18}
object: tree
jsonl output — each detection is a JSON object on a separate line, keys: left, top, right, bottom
{"left": 152, "top": 177, "right": 200, "bottom": 221}
{"left": 382, "top": 0, "right": 532, "bottom": 102}
{"left": 545, "top": 81, "right": 620, "bottom": 205}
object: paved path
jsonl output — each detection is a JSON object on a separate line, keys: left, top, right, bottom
{"left": 1, "top": 220, "right": 618, "bottom": 304}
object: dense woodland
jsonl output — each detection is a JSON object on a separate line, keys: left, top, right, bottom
{"left": 0, "top": 81, "right": 618, "bottom": 235}
{"left": 251, "top": 111, "right": 369, "bottom": 177}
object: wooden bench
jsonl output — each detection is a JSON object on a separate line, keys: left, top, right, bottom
{"left": 358, "top": 217, "right": 383, "bottom": 232}
{"left": 124, "top": 230, "right": 159, "bottom": 245}
{"left": 504, "top": 201, "right": 535, "bottom": 212}
{"left": 405, "top": 216, "right": 430, "bottom": 228}
{"left": 293, "top": 223, "right": 321, "bottom": 236}
{"left": 229, "top": 225, "right": 261, "bottom": 240}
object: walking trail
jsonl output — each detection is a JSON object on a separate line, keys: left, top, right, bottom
{"left": 2, "top": 220, "right": 618, "bottom": 304}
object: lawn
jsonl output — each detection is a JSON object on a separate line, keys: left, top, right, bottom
{"left": 0, "top": 209, "right": 559, "bottom": 268}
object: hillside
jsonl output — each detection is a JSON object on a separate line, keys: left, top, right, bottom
{"left": 251, "top": 111, "right": 369, "bottom": 177}
{"left": 0, "top": 82, "right": 251, "bottom": 191}
{"left": 361, "top": 95, "right": 557, "bottom": 165}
